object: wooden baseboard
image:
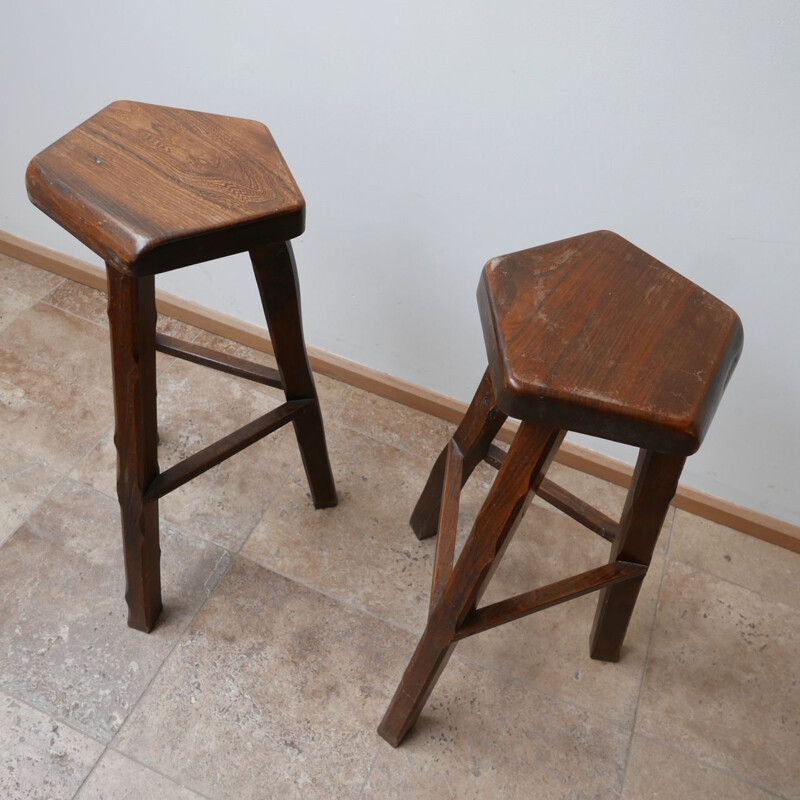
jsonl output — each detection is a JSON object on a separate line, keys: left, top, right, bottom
{"left": 3, "top": 229, "right": 799, "bottom": 553}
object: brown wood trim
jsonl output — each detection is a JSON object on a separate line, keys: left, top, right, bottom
{"left": 3, "top": 229, "right": 798, "bottom": 553}
{"left": 0, "top": 232, "right": 108, "bottom": 291}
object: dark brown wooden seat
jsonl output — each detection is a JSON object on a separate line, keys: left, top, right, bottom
{"left": 26, "top": 101, "right": 305, "bottom": 275}
{"left": 26, "top": 101, "right": 337, "bottom": 633}
{"left": 479, "top": 231, "right": 743, "bottom": 455}
{"left": 379, "top": 230, "right": 743, "bottom": 747}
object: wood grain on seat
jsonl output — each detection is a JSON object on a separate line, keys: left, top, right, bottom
{"left": 26, "top": 101, "right": 305, "bottom": 275}
{"left": 478, "top": 230, "right": 743, "bottom": 454}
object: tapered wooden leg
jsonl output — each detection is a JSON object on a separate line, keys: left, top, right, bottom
{"left": 590, "top": 449, "right": 685, "bottom": 662}
{"left": 410, "top": 369, "right": 507, "bottom": 540}
{"left": 379, "top": 423, "right": 564, "bottom": 746}
{"left": 107, "top": 267, "right": 162, "bottom": 633}
{"left": 250, "top": 241, "right": 337, "bottom": 508}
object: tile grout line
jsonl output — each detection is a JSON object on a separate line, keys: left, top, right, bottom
{"left": 7, "top": 694, "right": 110, "bottom": 800}
{"left": 662, "top": 553, "right": 800, "bottom": 613}
{"left": 618, "top": 508, "right": 677, "bottom": 794}
{"left": 630, "top": 732, "right": 788, "bottom": 800}
{"left": 357, "top": 748, "right": 381, "bottom": 799}
{"left": 69, "top": 744, "right": 217, "bottom": 800}
{"left": 224, "top": 422, "right": 657, "bottom": 737}
{"left": 76, "top": 469, "right": 243, "bottom": 554}
{"left": 1, "top": 462, "right": 233, "bottom": 798}
{"left": 1, "top": 688, "right": 106, "bottom": 747}
{"left": 23, "top": 273, "right": 68, "bottom": 309}
{"left": 625, "top": 512, "right": 790, "bottom": 799}
{"left": 232, "top": 460, "right": 304, "bottom": 558}
{"left": 38, "top": 295, "right": 108, "bottom": 332}
{"left": 39, "top": 281, "right": 209, "bottom": 344}
{"left": 0, "top": 440, "right": 60, "bottom": 474}
{"left": 69, "top": 744, "right": 109, "bottom": 799}
{"left": 90, "top": 358, "right": 305, "bottom": 776}
{"left": 234, "top": 547, "right": 640, "bottom": 735}
{"left": 106, "top": 748, "right": 217, "bottom": 800}
{"left": 94, "top": 494, "right": 298, "bottom": 794}
{"left": 63, "top": 422, "right": 115, "bottom": 486}
{"left": 334, "top": 415, "right": 454, "bottom": 465}
{"left": 0, "top": 467, "right": 73, "bottom": 549}
{"left": 621, "top": 514, "right": 793, "bottom": 798}
{"left": 104, "top": 552, "right": 234, "bottom": 780}
{"left": 0, "top": 451, "right": 63, "bottom": 548}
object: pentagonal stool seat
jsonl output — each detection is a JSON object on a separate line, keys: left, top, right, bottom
{"left": 379, "top": 231, "right": 743, "bottom": 747}
{"left": 26, "top": 100, "right": 305, "bottom": 275}
{"left": 26, "top": 102, "right": 337, "bottom": 633}
{"left": 479, "top": 230, "right": 743, "bottom": 455}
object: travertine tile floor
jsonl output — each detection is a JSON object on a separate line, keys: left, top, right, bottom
{"left": 1, "top": 252, "right": 798, "bottom": 799}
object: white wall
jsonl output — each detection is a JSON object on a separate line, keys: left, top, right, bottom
{"left": 2, "top": 2, "right": 798, "bottom": 525}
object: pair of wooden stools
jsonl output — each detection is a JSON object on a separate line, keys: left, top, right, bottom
{"left": 26, "top": 102, "right": 743, "bottom": 748}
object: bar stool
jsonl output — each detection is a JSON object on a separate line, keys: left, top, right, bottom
{"left": 26, "top": 101, "right": 337, "bottom": 633}
{"left": 379, "top": 230, "right": 743, "bottom": 746}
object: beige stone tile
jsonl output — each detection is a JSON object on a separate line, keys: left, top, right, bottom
{"left": 0, "top": 303, "right": 113, "bottom": 472}
{"left": 41, "top": 280, "right": 108, "bottom": 327}
{"left": 540, "top": 460, "right": 630, "bottom": 513}
{"left": 77, "top": 750, "right": 205, "bottom": 799}
{"left": 0, "top": 255, "right": 63, "bottom": 333}
{"left": 241, "top": 424, "right": 448, "bottom": 631}
{"left": 0, "top": 254, "right": 64, "bottom": 296}
{"left": 364, "top": 656, "right": 629, "bottom": 800}
{"left": 154, "top": 312, "right": 208, "bottom": 340}
{"left": 622, "top": 735, "right": 776, "bottom": 800}
{"left": 636, "top": 560, "right": 800, "bottom": 798}
{"left": 190, "top": 329, "right": 348, "bottom": 419}
{"left": 337, "top": 384, "right": 455, "bottom": 462}
{"left": 113, "top": 557, "right": 416, "bottom": 800}
{"left": 70, "top": 339, "right": 344, "bottom": 549}
{"left": 155, "top": 358, "right": 309, "bottom": 549}
{"left": 41, "top": 278, "right": 206, "bottom": 341}
{"left": 0, "top": 445, "right": 61, "bottom": 546}
{"left": 670, "top": 509, "right": 800, "bottom": 609}
{"left": 534, "top": 460, "right": 675, "bottom": 556}
{"left": 0, "top": 479, "right": 230, "bottom": 742}
{"left": 455, "top": 460, "right": 672, "bottom": 729}
{"left": 67, "top": 334, "right": 285, "bottom": 503}
{"left": 68, "top": 432, "right": 117, "bottom": 498}
{"left": 244, "top": 427, "right": 670, "bottom": 727}
{"left": 0, "top": 690, "right": 103, "bottom": 800}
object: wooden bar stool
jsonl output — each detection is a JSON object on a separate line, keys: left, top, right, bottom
{"left": 379, "top": 230, "right": 743, "bottom": 746}
{"left": 26, "top": 101, "right": 337, "bottom": 633}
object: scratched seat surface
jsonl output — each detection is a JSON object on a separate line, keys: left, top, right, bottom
{"left": 478, "top": 230, "right": 743, "bottom": 454}
{"left": 26, "top": 100, "right": 305, "bottom": 275}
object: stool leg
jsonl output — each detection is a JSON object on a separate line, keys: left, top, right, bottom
{"left": 379, "top": 423, "right": 564, "bottom": 746}
{"left": 250, "top": 242, "right": 337, "bottom": 509}
{"left": 590, "top": 449, "right": 685, "bottom": 662}
{"left": 410, "top": 369, "right": 507, "bottom": 540}
{"left": 107, "top": 267, "right": 162, "bottom": 633}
